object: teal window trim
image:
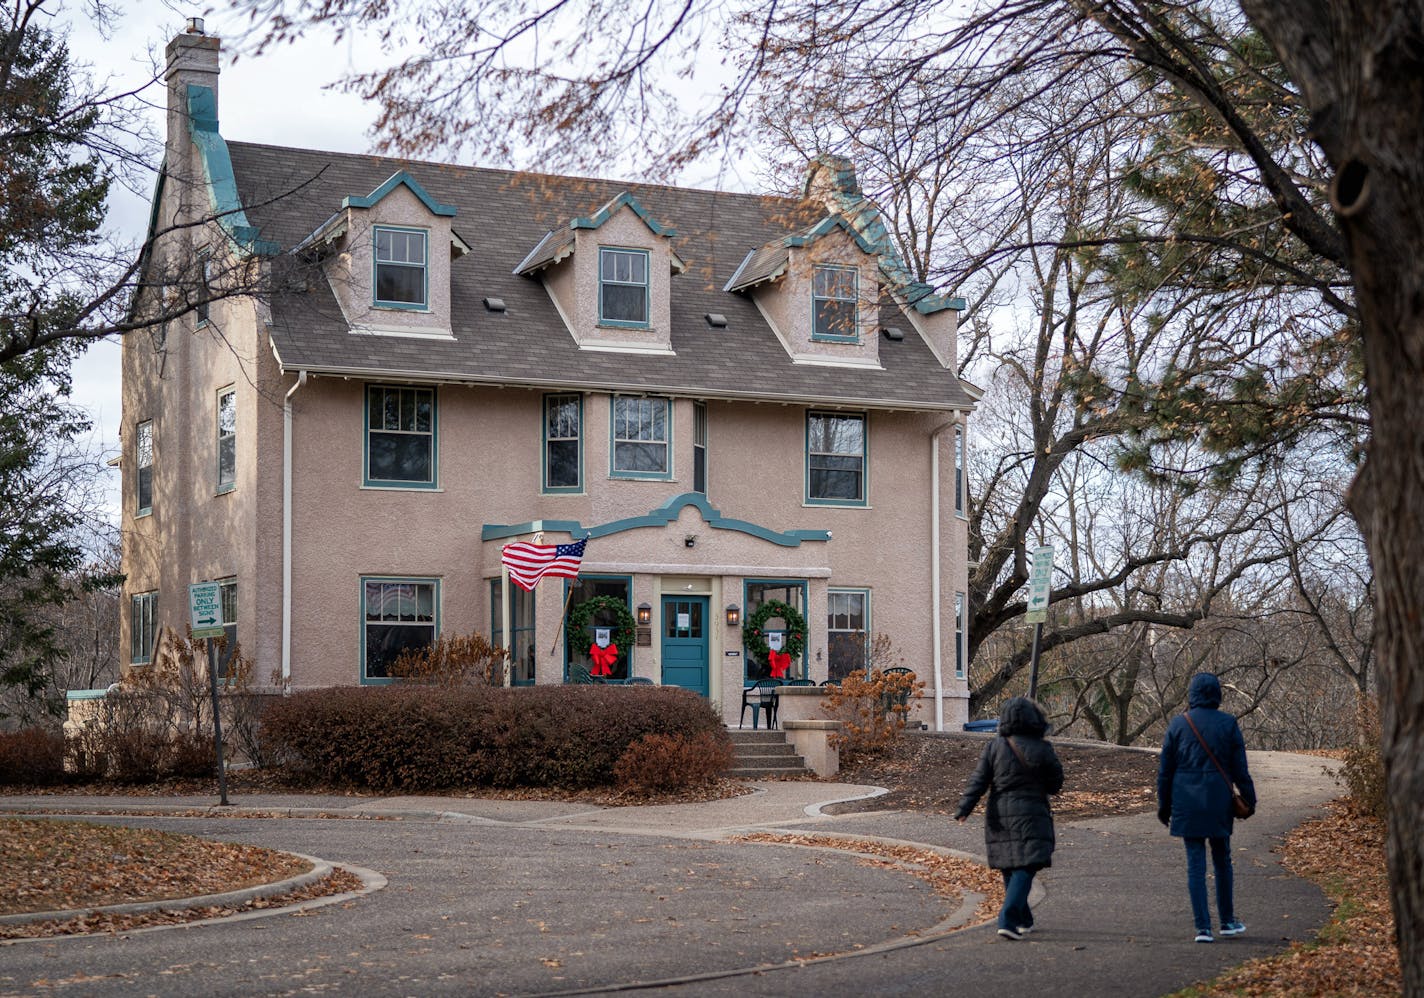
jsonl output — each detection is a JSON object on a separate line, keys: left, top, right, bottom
{"left": 805, "top": 410, "right": 869, "bottom": 507}
{"left": 216, "top": 386, "right": 236, "bottom": 494}
{"left": 743, "top": 578, "right": 809, "bottom": 682}
{"left": 954, "top": 426, "right": 965, "bottom": 517}
{"left": 811, "top": 263, "right": 859, "bottom": 342}
{"left": 196, "top": 252, "right": 212, "bottom": 327}
{"left": 954, "top": 590, "right": 966, "bottom": 678}
{"left": 609, "top": 395, "right": 673, "bottom": 480}
{"left": 135, "top": 419, "right": 154, "bottom": 517}
{"left": 372, "top": 225, "right": 430, "bottom": 310}
{"left": 542, "top": 392, "right": 584, "bottom": 494}
{"left": 217, "top": 577, "right": 238, "bottom": 677}
{"left": 360, "top": 575, "right": 441, "bottom": 685}
{"left": 562, "top": 575, "right": 634, "bottom": 681}
{"left": 597, "top": 246, "right": 651, "bottom": 329}
{"left": 692, "top": 400, "right": 707, "bottom": 495}
{"left": 491, "top": 579, "right": 537, "bottom": 686}
{"left": 363, "top": 384, "right": 438, "bottom": 489}
{"left": 130, "top": 591, "right": 157, "bottom": 664}
{"left": 827, "top": 587, "right": 871, "bottom": 682}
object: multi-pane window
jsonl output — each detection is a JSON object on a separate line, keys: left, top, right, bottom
{"left": 544, "top": 394, "right": 582, "bottom": 492}
{"left": 217, "top": 388, "right": 236, "bottom": 492}
{"left": 374, "top": 227, "right": 428, "bottom": 307}
{"left": 954, "top": 427, "right": 965, "bottom": 515}
{"left": 492, "top": 580, "right": 537, "bottom": 685}
{"left": 135, "top": 420, "right": 154, "bottom": 515}
{"left": 366, "top": 385, "right": 436, "bottom": 486}
{"left": 812, "top": 265, "right": 858, "bottom": 339}
{"left": 130, "top": 591, "right": 157, "bottom": 664}
{"left": 362, "top": 578, "right": 438, "bottom": 682}
{"left": 693, "top": 401, "right": 707, "bottom": 495}
{"left": 565, "top": 576, "right": 631, "bottom": 681}
{"left": 599, "top": 248, "right": 649, "bottom": 326}
{"left": 611, "top": 396, "right": 670, "bottom": 477}
{"left": 807, "top": 412, "right": 866, "bottom": 503}
{"left": 827, "top": 589, "right": 869, "bottom": 682}
{"left": 196, "top": 254, "right": 212, "bottom": 324}
{"left": 744, "top": 580, "right": 806, "bottom": 681}
{"left": 218, "top": 579, "right": 238, "bottom": 677}
{"left": 955, "top": 591, "right": 966, "bottom": 678}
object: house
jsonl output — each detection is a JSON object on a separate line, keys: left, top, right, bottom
{"left": 118, "top": 23, "right": 979, "bottom": 730}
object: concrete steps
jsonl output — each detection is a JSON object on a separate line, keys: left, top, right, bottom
{"left": 725, "top": 729, "right": 812, "bottom": 778}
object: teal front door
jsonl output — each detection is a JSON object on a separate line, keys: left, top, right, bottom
{"left": 661, "top": 596, "right": 709, "bottom": 696}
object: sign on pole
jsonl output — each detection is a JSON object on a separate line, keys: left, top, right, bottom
{"left": 1025, "top": 544, "right": 1054, "bottom": 624}
{"left": 188, "top": 582, "right": 224, "bottom": 639}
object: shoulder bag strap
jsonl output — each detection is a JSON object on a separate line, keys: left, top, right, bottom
{"left": 1182, "top": 711, "right": 1235, "bottom": 791}
{"left": 1003, "top": 734, "right": 1030, "bottom": 769}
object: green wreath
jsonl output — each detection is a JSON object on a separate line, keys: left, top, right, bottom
{"left": 566, "top": 596, "right": 638, "bottom": 655}
{"left": 742, "top": 599, "right": 807, "bottom": 663}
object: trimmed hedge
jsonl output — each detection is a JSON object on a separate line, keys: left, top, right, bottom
{"left": 0, "top": 727, "right": 66, "bottom": 786}
{"left": 260, "top": 684, "right": 730, "bottom": 791}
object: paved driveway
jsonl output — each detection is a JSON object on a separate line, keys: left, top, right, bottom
{"left": 0, "top": 752, "right": 1338, "bottom": 997}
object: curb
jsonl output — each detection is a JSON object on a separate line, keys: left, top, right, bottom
{"left": 0, "top": 852, "right": 334, "bottom": 928}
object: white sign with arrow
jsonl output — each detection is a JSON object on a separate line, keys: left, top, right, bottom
{"left": 188, "top": 581, "right": 225, "bottom": 639}
{"left": 1025, "top": 544, "right": 1053, "bottom": 624}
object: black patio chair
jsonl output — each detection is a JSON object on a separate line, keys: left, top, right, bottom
{"left": 740, "top": 679, "right": 783, "bottom": 729}
{"left": 625, "top": 676, "right": 656, "bottom": 685}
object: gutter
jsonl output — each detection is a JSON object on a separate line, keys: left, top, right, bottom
{"left": 282, "top": 369, "right": 308, "bottom": 685}
{"left": 929, "top": 419, "right": 959, "bottom": 732}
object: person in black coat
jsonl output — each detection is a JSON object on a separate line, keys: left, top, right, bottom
{"left": 1157, "top": 672, "right": 1257, "bottom": 943}
{"left": 955, "top": 697, "right": 1064, "bottom": 941}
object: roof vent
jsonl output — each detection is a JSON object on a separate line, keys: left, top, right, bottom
{"left": 705, "top": 313, "right": 728, "bottom": 328}
{"left": 882, "top": 326, "right": 905, "bottom": 341}
{"left": 483, "top": 297, "right": 507, "bottom": 313}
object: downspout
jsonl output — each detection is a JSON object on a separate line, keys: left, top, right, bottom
{"left": 282, "top": 370, "right": 308, "bottom": 685}
{"left": 930, "top": 419, "right": 957, "bottom": 732}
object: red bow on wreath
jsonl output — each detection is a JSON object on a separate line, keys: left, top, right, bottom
{"left": 589, "top": 642, "right": 619, "bottom": 676}
{"left": 767, "top": 650, "right": 792, "bottom": 679}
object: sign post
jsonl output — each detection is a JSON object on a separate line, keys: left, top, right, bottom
{"left": 188, "top": 582, "right": 229, "bottom": 806}
{"left": 1024, "top": 544, "right": 1054, "bottom": 701}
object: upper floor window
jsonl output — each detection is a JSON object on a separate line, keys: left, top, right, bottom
{"left": 374, "top": 227, "right": 428, "bottom": 308}
{"left": 954, "top": 426, "right": 965, "bottom": 515}
{"left": 130, "top": 591, "right": 157, "bottom": 664}
{"left": 611, "top": 396, "right": 670, "bottom": 478}
{"left": 543, "top": 393, "right": 583, "bottom": 493}
{"left": 362, "top": 577, "right": 439, "bottom": 682}
{"left": 217, "top": 387, "right": 236, "bottom": 493}
{"left": 135, "top": 419, "right": 153, "bottom": 516}
{"left": 693, "top": 401, "right": 707, "bottom": 495}
{"left": 599, "top": 247, "right": 649, "bottom": 327}
{"left": 365, "top": 385, "right": 436, "bottom": 487}
{"left": 807, "top": 411, "right": 867, "bottom": 505}
{"left": 812, "top": 265, "right": 858, "bottom": 340}
{"left": 196, "top": 253, "right": 212, "bottom": 324}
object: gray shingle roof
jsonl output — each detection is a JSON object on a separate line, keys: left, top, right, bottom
{"left": 228, "top": 142, "right": 976, "bottom": 411}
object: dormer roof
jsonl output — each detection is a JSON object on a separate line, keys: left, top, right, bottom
{"left": 724, "top": 215, "right": 881, "bottom": 293}
{"left": 292, "top": 171, "right": 472, "bottom": 260}
{"left": 515, "top": 191, "right": 687, "bottom": 276}
{"left": 342, "top": 170, "right": 458, "bottom": 216}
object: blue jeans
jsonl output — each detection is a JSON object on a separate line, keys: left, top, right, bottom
{"left": 1000, "top": 867, "right": 1036, "bottom": 931}
{"left": 1184, "top": 836, "right": 1234, "bottom": 932}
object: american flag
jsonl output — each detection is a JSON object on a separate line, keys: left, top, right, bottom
{"left": 501, "top": 538, "right": 587, "bottom": 591}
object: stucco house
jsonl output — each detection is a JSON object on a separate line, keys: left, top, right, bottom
{"left": 118, "top": 24, "right": 979, "bottom": 729}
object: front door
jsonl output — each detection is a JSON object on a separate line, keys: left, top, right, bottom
{"left": 661, "top": 596, "right": 709, "bottom": 696}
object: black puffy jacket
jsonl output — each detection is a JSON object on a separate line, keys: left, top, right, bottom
{"left": 955, "top": 697, "right": 1064, "bottom": 870}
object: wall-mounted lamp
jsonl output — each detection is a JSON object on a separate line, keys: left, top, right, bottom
{"left": 636, "top": 603, "right": 652, "bottom": 626}
{"left": 684, "top": 534, "right": 696, "bottom": 548}
{"left": 725, "top": 604, "right": 741, "bottom": 627}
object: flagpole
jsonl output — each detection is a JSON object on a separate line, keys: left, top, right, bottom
{"left": 500, "top": 557, "right": 512, "bottom": 688}
{"left": 549, "top": 584, "right": 576, "bottom": 656}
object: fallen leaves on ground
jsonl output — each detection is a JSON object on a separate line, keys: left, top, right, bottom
{"left": 0, "top": 818, "right": 309, "bottom": 917}
{"left": 1168, "top": 799, "right": 1399, "bottom": 998}
{"left": 734, "top": 832, "right": 1003, "bottom": 926}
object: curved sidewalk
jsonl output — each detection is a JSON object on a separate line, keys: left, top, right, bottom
{"left": 0, "top": 750, "right": 1339, "bottom": 997}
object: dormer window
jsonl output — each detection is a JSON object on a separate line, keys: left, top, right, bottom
{"left": 812, "top": 264, "right": 858, "bottom": 340}
{"left": 599, "top": 247, "right": 649, "bottom": 327}
{"left": 374, "top": 226, "right": 428, "bottom": 308}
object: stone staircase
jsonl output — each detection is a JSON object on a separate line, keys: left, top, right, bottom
{"left": 725, "top": 728, "right": 812, "bottom": 778}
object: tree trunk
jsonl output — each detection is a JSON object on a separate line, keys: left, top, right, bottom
{"left": 1232, "top": 2, "right": 1424, "bottom": 987}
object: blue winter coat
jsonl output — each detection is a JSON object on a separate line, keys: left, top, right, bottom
{"left": 1157, "top": 673, "right": 1257, "bottom": 839}
{"left": 955, "top": 697, "right": 1064, "bottom": 869}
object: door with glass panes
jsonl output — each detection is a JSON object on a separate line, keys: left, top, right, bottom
{"left": 660, "top": 596, "right": 709, "bottom": 696}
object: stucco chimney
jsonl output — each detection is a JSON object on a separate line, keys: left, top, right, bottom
{"left": 164, "top": 21, "right": 220, "bottom": 154}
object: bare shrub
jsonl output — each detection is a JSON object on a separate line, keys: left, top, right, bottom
{"left": 822, "top": 641, "right": 925, "bottom": 762}
{"left": 389, "top": 632, "right": 509, "bottom": 686}
{"left": 614, "top": 731, "right": 734, "bottom": 792}
{"left": 0, "top": 728, "right": 66, "bottom": 785}
{"left": 1337, "top": 692, "right": 1386, "bottom": 820}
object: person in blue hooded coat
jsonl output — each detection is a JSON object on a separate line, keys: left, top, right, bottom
{"left": 955, "top": 697, "right": 1063, "bottom": 941}
{"left": 1157, "top": 672, "right": 1257, "bottom": 943}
